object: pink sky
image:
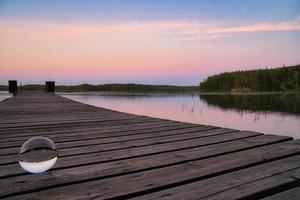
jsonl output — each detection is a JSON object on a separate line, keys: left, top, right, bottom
{"left": 1, "top": 19, "right": 300, "bottom": 85}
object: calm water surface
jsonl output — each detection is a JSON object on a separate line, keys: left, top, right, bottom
{"left": 61, "top": 92, "right": 300, "bottom": 139}
{"left": 0, "top": 91, "right": 12, "bottom": 102}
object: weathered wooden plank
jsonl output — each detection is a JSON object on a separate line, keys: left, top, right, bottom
{"left": 0, "top": 127, "right": 236, "bottom": 164}
{"left": 0, "top": 115, "right": 141, "bottom": 129}
{"left": 201, "top": 168, "right": 300, "bottom": 200}
{"left": 0, "top": 118, "right": 167, "bottom": 137}
{"left": 0, "top": 121, "right": 184, "bottom": 145}
{"left": 4, "top": 140, "right": 300, "bottom": 199}
{"left": 0, "top": 111, "right": 117, "bottom": 120}
{"left": 0, "top": 122, "right": 201, "bottom": 148}
{"left": 0, "top": 124, "right": 212, "bottom": 155}
{"left": 262, "top": 186, "right": 300, "bottom": 200}
{"left": 131, "top": 156, "right": 300, "bottom": 200}
{"left": 0, "top": 130, "right": 260, "bottom": 178}
{"left": 21, "top": 126, "right": 210, "bottom": 150}
{"left": 0, "top": 109, "right": 135, "bottom": 122}
{"left": 0, "top": 134, "right": 289, "bottom": 198}
{"left": 0, "top": 92, "right": 148, "bottom": 129}
{"left": 0, "top": 107, "right": 117, "bottom": 119}
{"left": 54, "top": 129, "right": 255, "bottom": 157}
{"left": 0, "top": 113, "right": 131, "bottom": 125}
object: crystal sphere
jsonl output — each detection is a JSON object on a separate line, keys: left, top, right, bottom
{"left": 19, "top": 136, "right": 58, "bottom": 173}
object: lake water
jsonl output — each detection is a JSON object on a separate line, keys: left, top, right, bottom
{"left": 0, "top": 91, "right": 12, "bottom": 102}
{"left": 60, "top": 92, "right": 300, "bottom": 139}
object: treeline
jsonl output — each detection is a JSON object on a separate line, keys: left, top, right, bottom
{"left": 0, "top": 83, "right": 199, "bottom": 93}
{"left": 199, "top": 65, "right": 300, "bottom": 92}
{"left": 56, "top": 83, "right": 198, "bottom": 92}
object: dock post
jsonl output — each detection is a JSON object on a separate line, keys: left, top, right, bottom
{"left": 8, "top": 80, "right": 18, "bottom": 94}
{"left": 45, "top": 81, "right": 55, "bottom": 93}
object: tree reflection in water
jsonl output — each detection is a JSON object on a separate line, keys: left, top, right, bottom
{"left": 198, "top": 93, "right": 300, "bottom": 116}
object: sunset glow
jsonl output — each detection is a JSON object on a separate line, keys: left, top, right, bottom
{"left": 0, "top": 0, "right": 300, "bottom": 85}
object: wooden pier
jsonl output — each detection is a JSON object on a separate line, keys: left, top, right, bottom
{"left": 0, "top": 92, "right": 299, "bottom": 199}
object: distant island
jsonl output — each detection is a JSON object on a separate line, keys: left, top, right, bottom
{"left": 0, "top": 83, "right": 199, "bottom": 93}
{"left": 200, "top": 64, "right": 300, "bottom": 92}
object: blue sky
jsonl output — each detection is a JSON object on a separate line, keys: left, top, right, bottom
{"left": 0, "top": 0, "right": 300, "bottom": 85}
{"left": 1, "top": 0, "right": 299, "bottom": 23}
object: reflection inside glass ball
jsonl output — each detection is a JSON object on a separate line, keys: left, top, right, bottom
{"left": 19, "top": 136, "right": 57, "bottom": 173}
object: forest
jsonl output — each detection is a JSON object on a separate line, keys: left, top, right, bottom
{"left": 199, "top": 65, "right": 300, "bottom": 92}
{"left": 56, "top": 84, "right": 198, "bottom": 92}
{"left": 0, "top": 83, "right": 198, "bottom": 93}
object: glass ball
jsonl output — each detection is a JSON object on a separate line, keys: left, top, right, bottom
{"left": 19, "top": 136, "right": 58, "bottom": 173}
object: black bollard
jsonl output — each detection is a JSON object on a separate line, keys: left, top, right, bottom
{"left": 45, "top": 81, "right": 55, "bottom": 93}
{"left": 8, "top": 80, "right": 18, "bottom": 94}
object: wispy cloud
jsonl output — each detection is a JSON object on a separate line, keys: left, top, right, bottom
{"left": 166, "top": 20, "right": 300, "bottom": 41}
{"left": 1, "top": 19, "right": 299, "bottom": 42}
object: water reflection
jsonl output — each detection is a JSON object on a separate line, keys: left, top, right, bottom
{"left": 0, "top": 91, "right": 12, "bottom": 102}
{"left": 199, "top": 94, "right": 300, "bottom": 116}
{"left": 61, "top": 92, "right": 300, "bottom": 139}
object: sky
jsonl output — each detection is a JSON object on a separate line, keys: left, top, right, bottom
{"left": 0, "top": 0, "right": 300, "bottom": 85}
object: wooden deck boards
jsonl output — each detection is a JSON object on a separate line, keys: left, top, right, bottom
{"left": 0, "top": 92, "right": 299, "bottom": 199}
